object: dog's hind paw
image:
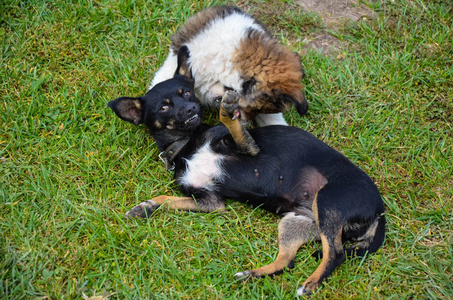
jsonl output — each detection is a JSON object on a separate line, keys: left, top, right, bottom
{"left": 125, "top": 200, "right": 160, "bottom": 219}
{"left": 234, "top": 271, "right": 252, "bottom": 281}
{"left": 296, "top": 285, "right": 315, "bottom": 298}
{"left": 296, "top": 285, "right": 308, "bottom": 297}
{"left": 296, "top": 282, "right": 318, "bottom": 297}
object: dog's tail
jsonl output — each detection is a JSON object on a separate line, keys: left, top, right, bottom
{"left": 312, "top": 213, "right": 386, "bottom": 259}
{"left": 344, "top": 213, "right": 386, "bottom": 257}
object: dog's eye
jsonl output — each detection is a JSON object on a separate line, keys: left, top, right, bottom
{"left": 183, "top": 91, "right": 191, "bottom": 98}
{"left": 159, "top": 105, "right": 169, "bottom": 112}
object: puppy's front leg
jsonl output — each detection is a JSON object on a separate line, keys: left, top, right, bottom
{"left": 125, "top": 195, "right": 225, "bottom": 218}
{"left": 220, "top": 91, "right": 260, "bottom": 156}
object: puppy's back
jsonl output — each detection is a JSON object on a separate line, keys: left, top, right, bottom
{"left": 170, "top": 6, "right": 266, "bottom": 54}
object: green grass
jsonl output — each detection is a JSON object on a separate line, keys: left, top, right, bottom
{"left": 1, "top": 0, "right": 452, "bottom": 298}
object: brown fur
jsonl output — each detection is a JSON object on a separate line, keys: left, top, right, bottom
{"left": 233, "top": 29, "right": 305, "bottom": 117}
{"left": 291, "top": 167, "right": 328, "bottom": 203}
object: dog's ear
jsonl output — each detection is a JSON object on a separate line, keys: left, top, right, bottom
{"left": 108, "top": 97, "right": 143, "bottom": 125}
{"left": 174, "top": 46, "right": 193, "bottom": 82}
{"left": 282, "top": 90, "right": 308, "bottom": 116}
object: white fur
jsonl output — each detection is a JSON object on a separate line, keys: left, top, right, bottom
{"left": 234, "top": 271, "right": 251, "bottom": 281}
{"left": 296, "top": 286, "right": 308, "bottom": 297}
{"left": 184, "top": 13, "right": 264, "bottom": 104}
{"left": 255, "top": 113, "right": 288, "bottom": 126}
{"left": 179, "top": 142, "right": 225, "bottom": 191}
{"left": 149, "top": 49, "right": 177, "bottom": 89}
{"left": 149, "top": 11, "right": 264, "bottom": 104}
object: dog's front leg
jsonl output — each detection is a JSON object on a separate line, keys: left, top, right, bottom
{"left": 220, "top": 91, "right": 260, "bottom": 156}
{"left": 125, "top": 195, "right": 225, "bottom": 218}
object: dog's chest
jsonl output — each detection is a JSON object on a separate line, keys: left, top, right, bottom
{"left": 178, "top": 143, "right": 226, "bottom": 191}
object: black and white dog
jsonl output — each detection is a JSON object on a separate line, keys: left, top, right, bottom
{"left": 149, "top": 5, "right": 307, "bottom": 126}
{"left": 108, "top": 47, "right": 385, "bottom": 296}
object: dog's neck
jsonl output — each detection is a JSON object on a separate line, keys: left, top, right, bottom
{"left": 152, "top": 129, "right": 191, "bottom": 150}
{"left": 158, "top": 136, "right": 191, "bottom": 171}
{"left": 151, "top": 129, "right": 196, "bottom": 171}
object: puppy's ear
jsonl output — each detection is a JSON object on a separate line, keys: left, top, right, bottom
{"left": 174, "top": 46, "right": 193, "bottom": 82}
{"left": 108, "top": 97, "right": 143, "bottom": 125}
{"left": 283, "top": 90, "right": 308, "bottom": 116}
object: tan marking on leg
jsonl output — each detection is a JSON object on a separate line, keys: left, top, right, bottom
{"left": 244, "top": 213, "right": 317, "bottom": 277}
{"left": 219, "top": 97, "right": 260, "bottom": 156}
{"left": 151, "top": 195, "right": 191, "bottom": 204}
{"left": 151, "top": 195, "right": 224, "bottom": 212}
{"left": 219, "top": 106, "right": 245, "bottom": 144}
{"left": 300, "top": 193, "right": 338, "bottom": 294}
{"left": 312, "top": 192, "right": 320, "bottom": 226}
{"left": 302, "top": 229, "right": 344, "bottom": 294}
{"left": 334, "top": 228, "right": 343, "bottom": 252}
{"left": 249, "top": 241, "right": 300, "bottom": 277}
{"left": 301, "top": 233, "right": 331, "bottom": 293}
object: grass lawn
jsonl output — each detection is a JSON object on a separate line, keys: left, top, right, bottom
{"left": 1, "top": 0, "right": 452, "bottom": 298}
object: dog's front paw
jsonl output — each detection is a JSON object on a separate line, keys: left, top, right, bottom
{"left": 234, "top": 270, "right": 252, "bottom": 281}
{"left": 220, "top": 90, "right": 240, "bottom": 120}
{"left": 125, "top": 200, "right": 160, "bottom": 219}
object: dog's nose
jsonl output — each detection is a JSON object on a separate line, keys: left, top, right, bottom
{"left": 185, "top": 103, "right": 197, "bottom": 115}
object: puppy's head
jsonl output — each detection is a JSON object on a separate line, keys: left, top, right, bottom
{"left": 235, "top": 30, "right": 308, "bottom": 118}
{"left": 108, "top": 46, "right": 201, "bottom": 133}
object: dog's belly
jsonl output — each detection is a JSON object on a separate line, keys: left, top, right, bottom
{"left": 178, "top": 143, "right": 226, "bottom": 191}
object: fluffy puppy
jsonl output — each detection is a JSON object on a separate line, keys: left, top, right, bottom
{"left": 149, "top": 5, "right": 307, "bottom": 126}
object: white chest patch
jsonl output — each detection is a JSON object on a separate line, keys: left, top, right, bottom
{"left": 179, "top": 143, "right": 226, "bottom": 191}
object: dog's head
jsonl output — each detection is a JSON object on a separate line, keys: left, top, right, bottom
{"left": 108, "top": 46, "right": 201, "bottom": 133}
{"left": 235, "top": 30, "right": 308, "bottom": 118}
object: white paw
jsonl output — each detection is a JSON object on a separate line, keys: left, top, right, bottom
{"left": 234, "top": 271, "right": 252, "bottom": 281}
{"left": 125, "top": 200, "right": 159, "bottom": 218}
{"left": 296, "top": 285, "right": 309, "bottom": 297}
{"left": 143, "top": 199, "right": 158, "bottom": 206}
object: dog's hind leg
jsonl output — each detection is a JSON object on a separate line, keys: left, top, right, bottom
{"left": 235, "top": 212, "right": 318, "bottom": 280}
{"left": 296, "top": 230, "right": 345, "bottom": 296}
{"left": 296, "top": 192, "right": 347, "bottom": 296}
{"left": 125, "top": 195, "right": 225, "bottom": 218}
{"left": 220, "top": 90, "right": 260, "bottom": 156}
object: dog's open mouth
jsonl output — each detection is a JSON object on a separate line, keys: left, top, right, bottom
{"left": 184, "top": 114, "right": 199, "bottom": 124}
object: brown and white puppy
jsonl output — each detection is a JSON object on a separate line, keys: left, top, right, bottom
{"left": 149, "top": 5, "right": 307, "bottom": 126}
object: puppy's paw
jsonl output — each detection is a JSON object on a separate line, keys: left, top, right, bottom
{"left": 125, "top": 200, "right": 160, "bottom": 219}
{"left": 234, "top": 270, "right": 252, "bottom": 281}
{"left": 220, "top": 90, "right": 240, "bottom": 120}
